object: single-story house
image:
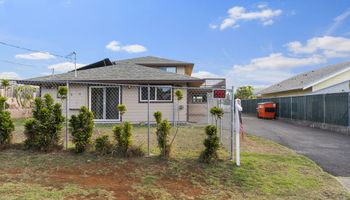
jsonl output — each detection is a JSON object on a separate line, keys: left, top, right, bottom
{"left": 18, "top": 56, "right": 225, "bottom": 123}
{"left": 257, "top": 61, "right": 350, "bottom": 98}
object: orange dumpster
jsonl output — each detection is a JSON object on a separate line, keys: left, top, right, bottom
{"left": 257, "top": 102, "right": 276, "bottom": 119}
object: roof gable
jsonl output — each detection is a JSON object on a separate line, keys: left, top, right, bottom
{"left": 258, "top": 61, "right": 350, "bottom": 95}
{"left": 25, "top": 62, "right": 202, "bottom": 83}
{"left": 115, "top": 56, "right": 193, "bottom": 65}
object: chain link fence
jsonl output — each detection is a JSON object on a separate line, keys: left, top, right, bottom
{"left": 241, "top": 93, "right": 350, "bottom": 127}
{"left": 6, "top": 80, "right": 235, "bottom": 156}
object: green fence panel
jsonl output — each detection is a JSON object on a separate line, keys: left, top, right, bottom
{"left": 279, "top": 97, "right": 291, "bottom": 118}
{"left": 306, "top": 94, "right": 324, "bottom": 123}
{"left": 325, "top": 93, "right": 348, "bottom": 126}
{"left": 241, "top": 93, "right": 349, "bottom": 127}
{"left": 292, "top": 96, "right": 305, "bottom": 120}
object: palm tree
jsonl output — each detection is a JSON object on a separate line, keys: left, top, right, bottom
{"left": 1, "top": 79, "right": 9, "bottom": 97}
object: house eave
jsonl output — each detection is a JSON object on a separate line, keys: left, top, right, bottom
{"left": 302, "top": 66, "right": 350, "bottom": 90}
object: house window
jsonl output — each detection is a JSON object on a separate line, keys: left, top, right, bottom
{"left": 192, "top": 94, "right": 207, "bottom": 103}
{"left": 140, "top": 86, "right": 172, "bottom": 102}
{"left": 159, "top": 67, "right": 177, "bottom": 73}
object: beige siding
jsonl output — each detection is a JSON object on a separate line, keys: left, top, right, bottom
{"left": 121, "top": 86, "right": 187, "bottom": 123}
{"left": 312, "top": 70, "right": 350, "bottom": 92}
{"left": 176, "top": 66, "right": 185, "bottom": 75}
{"left": 41, "top": 85, "right": 191, "bottom": 123}
{"left": 41, "top": 84, "right": 88, "bottom": 116}
{"left": 260, "top": 88, "right": 312, "bottom": 98}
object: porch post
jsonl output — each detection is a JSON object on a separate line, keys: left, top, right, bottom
{"left": 147, "top": 84, "right": 150, "bottom": 156}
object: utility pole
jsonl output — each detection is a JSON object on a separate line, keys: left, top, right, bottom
{"left": 67, "top": 52, "right": 77, "bottom": 78}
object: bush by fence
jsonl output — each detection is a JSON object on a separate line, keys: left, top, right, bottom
{"left": 241, "top": 92, "right": 350, "bottom": 126}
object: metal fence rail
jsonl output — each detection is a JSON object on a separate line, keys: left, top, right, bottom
{"left": 241, "top": 93, "right": 350, "bottom": 126}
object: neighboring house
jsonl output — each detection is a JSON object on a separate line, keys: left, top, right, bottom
{"left": 18, "top": 56, "right": 225, "bottom": 123}
{"left": 257, "top": 61, "right": 350, "bottom": 98}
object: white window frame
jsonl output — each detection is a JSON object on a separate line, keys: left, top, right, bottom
{"left": 192, "top": 94, "right": 207, "bottom": 104}
{"left": 159, "top": 67, "right": 177, "bottom": 73}
{"left": 139, "top": 85, "right": 173, "bottom": 102}
{"left": 89, "top": 86, "right": 121, "bottom": 122}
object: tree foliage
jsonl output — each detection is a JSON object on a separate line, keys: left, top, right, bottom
{"left": 0, "top": 96, "right": 14, "bottom": 145}
{"left": 69, "top": 106, "right": 94, "bottom": 153}
{"left": 1, "top": 79, "right": 9, "bottom": 97}
{"left": 235, "top": 86, "right": 254, "bottom": 99}
{"left": 57, "top": 86, "right": 68, "bottom": 99}
{"left": 14, "top": 86, "right": 35, "bottom": 108}
{"left": 24, "top": 94, "right": 65, "bottom": 151}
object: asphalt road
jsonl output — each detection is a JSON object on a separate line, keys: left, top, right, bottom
{"left": 242, "top": 114, "right": 350, "bottom": 177}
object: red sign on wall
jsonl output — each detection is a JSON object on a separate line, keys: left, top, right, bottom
{"left": 213, "top": 89, "right": 226, "bottom": 99}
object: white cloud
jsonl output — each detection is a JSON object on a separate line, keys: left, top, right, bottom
{"left": 326, "top": 8, "right": 350, "bottom": 35}
{"left": 106, "top": 41, "right": 121, "bottom": 51}
{"left": 209, "top": 24, "right": 218, "bottom": 29}
{"left": 0, "top": 72, "right": 20, "bottom": 80}
{"left": 214, "top": 6, "right": 282, "bottom": 30}
{"left": 192, "top": 71, "right": 221, "bottom": 79}
{"left": 286, "top": 36, "right": 350, "bottom": 58}
{"left": 232, "top": 53, "right": 326, "bottom": 73}
{"left": 122, "top": 44, "right": 147, "bottom": 53}
{"left": 48, "top": 62, "right": 85, "bottom": 72}
{"left": 224, "top": 35, "right": 350, "bottom": 87}
{"left": 257, "top": 3, "right": 268, "bottom": 9}
{"left": 15, "top": 52, "right": 56, "bottom": 60}
{"left": 106, "top": 40, "right": 147, "bottom": 53}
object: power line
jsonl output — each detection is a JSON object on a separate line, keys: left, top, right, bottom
{"left": 0, "top": 59, "right": 45, "bottom": 68}
{"left": 0, "top": 41, "right": 73, "bottom": 59}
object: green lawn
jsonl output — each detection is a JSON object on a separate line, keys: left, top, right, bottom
{"left": 0, "top": 118, "right": 349, "bottom": 199}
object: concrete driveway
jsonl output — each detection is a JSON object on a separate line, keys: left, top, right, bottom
{"left": 242, "top": 115, "right": 350, "bottom": 177}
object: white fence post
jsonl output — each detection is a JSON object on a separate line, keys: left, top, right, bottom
{"left": 235, "top": 99, "right": 241, "bottom": 166}
{"left": 231, "top": 86, "right": 235, "bottom": 161}
{"left": 65, "top": 80, "right": 69, "bottom": 150}
{"left": 147, "top": 84, "right": 150, "bottom": 156}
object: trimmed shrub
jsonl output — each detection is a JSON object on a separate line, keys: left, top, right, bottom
{"left": 117, "top": 104, "right": 127, "bottom": 116}
{"left": 57, "top": 86, "right": 68, "bottom": 99}
{"left": 126, "top": 146, "right": 145, "bottom": 157}
{"left": 95, "top": 135, "right": 113, "bottom": 155}
{"left": 154, "top": 111, "right": 162, "bottom": 124}
{"left": 154, "top": 111, "right": 171, "bottom": 158}
{"left": 24, "top": 94, "right": 65, "bottom": 151}
{"left": 200, "top": 125, "right": 220, "bottom": 163}
{"left": 69, "top": 106, "right": 94, "bottom": 153}
{"left": 0, "top": 96, "right": 14, "bottom": 145}
{"left": 113, "top": 121, "right": 132, "bottom": 156}
{"left": 0, "top": 96, "right": 9, "bottom": 110}
{"left": 174, "top": 90, "right": 183, "bottom": 101}
{"left": 210, "top": 106, "right": 224, "bottom": 126}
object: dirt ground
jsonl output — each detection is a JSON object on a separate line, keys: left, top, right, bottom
{"left": 0, "top": 125, "right": 349, "bottom": 199}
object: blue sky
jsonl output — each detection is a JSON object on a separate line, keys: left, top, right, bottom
{"left": 1, "top": 0, "right": 350, "bottom": 88}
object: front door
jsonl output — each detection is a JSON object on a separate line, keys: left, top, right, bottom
{"left": 90, "top": 86, "right": 120, "bottom": 121}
